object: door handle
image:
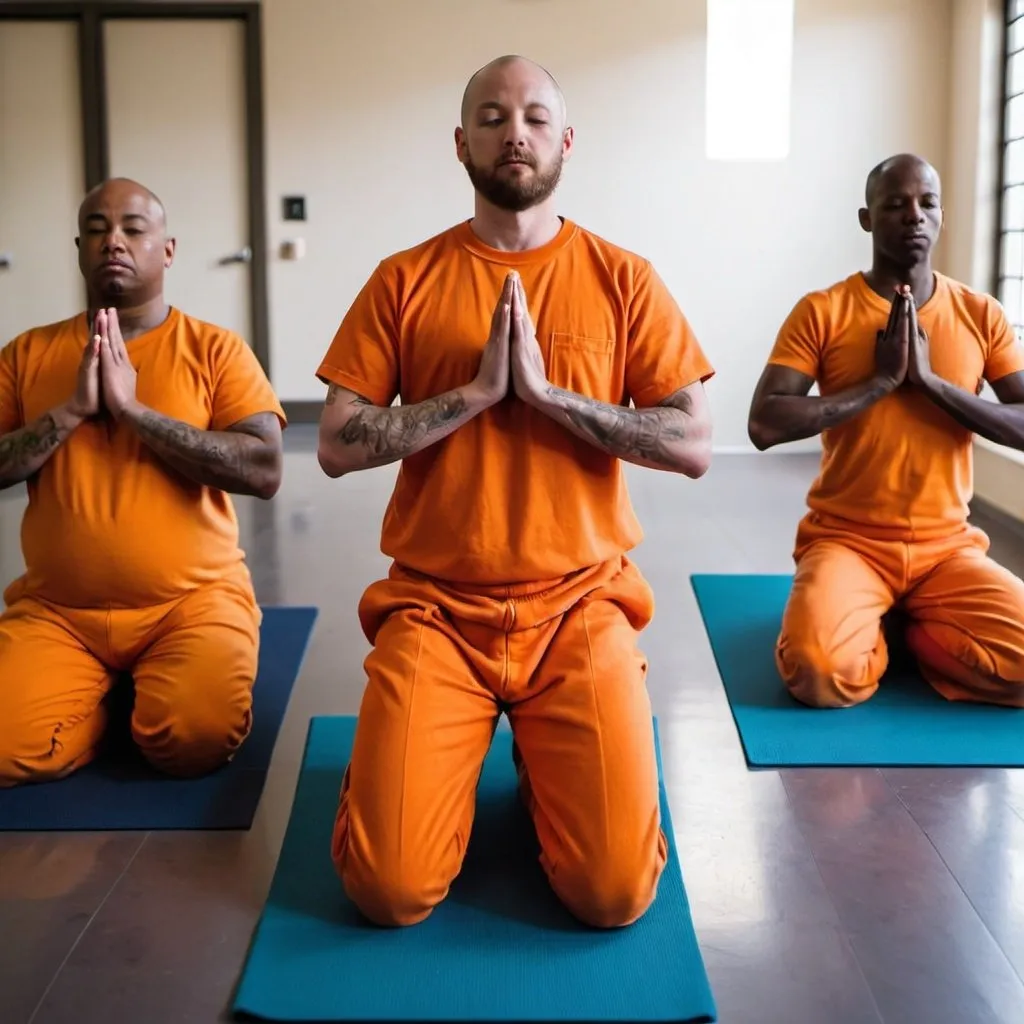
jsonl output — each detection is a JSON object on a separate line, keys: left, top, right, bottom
{"left": 0, "top": 253, "right": 11, "bottom": 269}
{"left": 218, "top": 245, "right": 252, "bottom": 265}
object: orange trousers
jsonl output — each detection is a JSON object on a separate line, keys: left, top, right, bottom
{"left": 332, "top": 555, "right": 667, "bottom": 930}
{"left": 0, "top": 572, "right": 261, "bottom": 786}
{"left": 777, "top": 515, "right": 1024, "bottom": 708}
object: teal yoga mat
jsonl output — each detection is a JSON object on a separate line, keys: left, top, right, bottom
{"left": 691, "top": 573, "right": 1024, "bottom": 767}
{"left": 233, "top": 715, "right": 717, "bottom": 1023}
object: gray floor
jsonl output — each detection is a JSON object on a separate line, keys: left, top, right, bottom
{"left": 2, "top": 432, "right": 1024, "bottom": 1024}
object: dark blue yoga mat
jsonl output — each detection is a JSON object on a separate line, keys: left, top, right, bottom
{"left": 691, "top": 573, "right": 1024, "bottom": 767}
{"left": 232, "top": 715, "right": 717, "bottom": 1023}
{"left": 0, "top": 606, "right": 317, "bottom": 831}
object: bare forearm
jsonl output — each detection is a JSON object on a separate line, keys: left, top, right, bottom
{"left": 535, "top": 385, "right": 710, "bottom": 475}
{"left": 750, "top": 376, "right": 894, "bottom": 450}
{"left": 922, "top": 377, "right": 1024, "bottom": 449}
{"left": 318, "top": 384, "right": 488, "bottom": 476}
{"left": 124, "top": 403, "right": 279, "bottom": 497}
{"left": 0, "top": 403, "right": 84, "bottom": 489}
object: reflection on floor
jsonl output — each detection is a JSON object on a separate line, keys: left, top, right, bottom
{"left": 1, "top": 434, "right": 1023, "bottom": 1023}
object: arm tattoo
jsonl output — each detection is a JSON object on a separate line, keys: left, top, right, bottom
{"left": 132, "top": 409, "right": 281, "bottom": 497}
{"left": 0, "top": 411, "right": 77, "bottom": 489}
{"left": 337, "top": 392, "right": 467, "bottom": 463}
{"left": 542, "top": 384, "right": 691, "bottom": 465}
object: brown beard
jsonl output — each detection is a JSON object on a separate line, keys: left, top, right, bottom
{"left": 463, "top": 153, "right": 563, "bottom": 212}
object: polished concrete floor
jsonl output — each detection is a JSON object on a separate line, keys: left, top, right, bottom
{"left": 2, "top": 432, "right": 1024, "bottom": 1023}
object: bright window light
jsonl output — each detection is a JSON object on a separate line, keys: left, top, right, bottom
{"left": 706, "top": 0, "right": 795, "bottom": 161}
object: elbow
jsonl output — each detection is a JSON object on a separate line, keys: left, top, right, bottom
{"left": 316, "top": 440, "right": 349, "bottom": 479}
{"left": 677, "top": 431, "right": 712, "bottom": 479}
{"left": 747, "top": 416, "right": 775, "bottom": 452}
{"left": 254, "top": 452, "right": 283, "bottom": 500}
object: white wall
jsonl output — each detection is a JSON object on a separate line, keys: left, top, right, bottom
{"left": 262, "top": 0, "right": 953, "bottom": 450}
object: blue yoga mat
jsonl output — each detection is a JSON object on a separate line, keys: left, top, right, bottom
{"left": 691, "top": 573, "right": 1024, "bottom": 767}
{"left": 232, "top": 715, "right": 717, "bottom": 1023}
{"left": 0, "top": 606, "right": 317, "bottom": 831}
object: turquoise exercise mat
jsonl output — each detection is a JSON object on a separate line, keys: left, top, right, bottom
{"left": 691, "top": 574, "right": 1024, "bottom": 767}
{"left": 0, "top": 606, "right": 317, "bottom": 831}
{"left": 232, "top": 715, "right": 717, "bottom": 1023}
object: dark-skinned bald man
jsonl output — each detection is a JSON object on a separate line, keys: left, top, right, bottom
{"left": 749, "top": 153, "right": 1024, "bottom": 710}
{"left": 316, "top": 55, "right": 714, "bottom": 929}
{"left": 0, "top": 177, "right": 286, "bottom": 785}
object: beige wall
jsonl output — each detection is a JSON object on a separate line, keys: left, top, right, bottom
{"left": 262, "top": 0, "right": 953, "bottom": 452}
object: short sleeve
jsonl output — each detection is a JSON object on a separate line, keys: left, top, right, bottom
{"left": 0, "top": 339, "right": 23, "bottom": 435}
{"left": 210, "top": 331, "right": 287, "bottom": 432}
{"left": 983, "top": 297, "right": 1024, "bottom": 383}
{"left": 625, "top": 262, "right": 714, "bottom": 407}
{"left": 766, "top": 294, "right": 826, "bottom": 379}
{"left": 316, "top": 264, "right": 400, "bottom": 407}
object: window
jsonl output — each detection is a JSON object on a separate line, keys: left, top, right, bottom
{"left": 705, "top": 0, "right": 795, "bottom": 161}
{"left": 999, "top": 0, "right": 1024, "bottom": 336}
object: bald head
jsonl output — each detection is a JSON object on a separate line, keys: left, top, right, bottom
{"left": 460, "top": 54, "right": 566, "bottom": 129}
{"left": 76, "top": 177, "right": 174, "bottom": 306}
{"left": 864, "top": 154, "right": 940, "bottom": 207}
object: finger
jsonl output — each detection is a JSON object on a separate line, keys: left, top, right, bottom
{"left": 898, "top": 296, "right": 910, "bottom": 343}
{"left": 884, "top": 292, "right": 901, "bottom": 336}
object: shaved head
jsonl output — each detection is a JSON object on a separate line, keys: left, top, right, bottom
{"left": 864, "top": 154, "right": 940, "bottom": 207}
{"left": 76, "top": 177, "right": 174, "bottom": 306}
{"left": 79, "top": 177, "right": 167, "bottom": 231}
{"left": 460, "top": 54, "right": 566, "bottom": 128}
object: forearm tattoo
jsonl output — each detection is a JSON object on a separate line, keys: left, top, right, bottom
{"left": 0, "top": 413, "right": 70, "bottom": 485}
{"left": 544, "top": 385, "right": 690, "bottom": 464}
{"left": 134, "top": 409, "right": 276, "bottom": 493}
{"left": 336, "top": 391, "right": 468, "bottom": 462}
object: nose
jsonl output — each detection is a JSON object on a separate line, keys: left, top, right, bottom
{"left": 501, "top": 112, "right": 528, "bottom": 149}
{"left": 101, "top": 229, "right": 127, "bottom": 254}
{"left": 904, "top": 200, "right": 925, "bottom": 224}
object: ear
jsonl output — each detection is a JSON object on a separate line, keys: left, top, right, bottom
{"left": 561, "top": 125, "right": 575, "bottom": 160}
{"left": 74, "top": 236, "right": 80, "bottom": 250}
{"left": 454, "top": 126, "right": 468, "bottom": 165}
{"left": 164, "top": 237, "right": 176, "bottom": 268}
{"left": 857, "top": 207, "right": 871, "bottom": 233}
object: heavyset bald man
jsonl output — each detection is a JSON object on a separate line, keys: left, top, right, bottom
{"left": 749, "top": 153, "right": 1024, "bottom": 709}
{"left": 0, "top": 177, "right": 286, "bottom": 784}
{"left": 316, "top": 55, "right": 715, "bottom": 928}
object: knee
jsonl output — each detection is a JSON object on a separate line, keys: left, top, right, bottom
{"left": 776, "top": 635, "right": 877, "bottom": 709}
{"left": 553, "top": 835, "right": 664, "bottom": 929}
{"left": 339, "top": 860, "right": 441, "bottom": 928}
{"left": 0, "top": 728, "right": 83, "bottom": 787}
{"left": 134, "top": 689, "right": 253, "bottom": 778}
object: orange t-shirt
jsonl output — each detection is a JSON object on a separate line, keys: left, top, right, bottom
{"left": 0, "top": 308, "right": 286, "bottom": 608}
{"left": 768, "top": 271, "right": 1024, "bottom": 541}
{"left": 317, "top": 218, "right": 714, "bottom": 584}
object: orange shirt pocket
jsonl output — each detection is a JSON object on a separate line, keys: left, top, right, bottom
{"left": 546, "top": 333, "right": 618, "bottom": 403}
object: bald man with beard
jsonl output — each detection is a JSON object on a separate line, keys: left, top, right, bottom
{"left": 0, "top": 177, "right": 286, "bottom": 786}
{"left": 316, "top": 55, "right": 715, "bottom": 929}
{"left": 748, "top": 153, "right": 1024, "bottom": 711}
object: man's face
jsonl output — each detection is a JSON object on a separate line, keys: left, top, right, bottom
{"left": 457, "top": 61, "right": 572, "bottom": 212}
{"left": 76, "top": 180, "right": 174, "bottom": 303}
{"left": 862, "top": 161, "right": 943, "bottom": 266}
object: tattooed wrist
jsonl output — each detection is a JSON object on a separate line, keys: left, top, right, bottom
{"left": 0, "top": 404, "right": 84, "bottom": 489}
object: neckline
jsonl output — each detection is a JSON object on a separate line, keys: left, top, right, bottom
{"left": 853, "top": 270, "right": 944, "bottom": 316}
{"left": 453, "top": 217, "right": 579, "bottom": 265}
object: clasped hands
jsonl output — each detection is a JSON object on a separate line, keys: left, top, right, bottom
{"left": 68, "top": 307, "right": 140, "bottom": 423}
{"left": 471, "top": 271, "right": 550, "bottom": 408}
{"left": 875, "top": 283, "right": 935, "bottom": 392}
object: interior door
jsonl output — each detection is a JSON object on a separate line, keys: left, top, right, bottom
{"left": 103, "top": 18, "right": 252, "bottom": 343}
{"left": 0, "top": 20, "right": 86, "bottom": 344}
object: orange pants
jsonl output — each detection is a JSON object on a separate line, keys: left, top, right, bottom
{"left": 0, "top": 573, "right": 260, "bottom": 786}
{"left": 777, "top": 516, "right": 1024, "bottom": 708}
{"left": 332, "top": 555, "right": 667, "bottom": 930}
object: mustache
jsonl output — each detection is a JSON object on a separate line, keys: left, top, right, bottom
{"left": 498, "top": 152, "right": 535, "bottom": 167}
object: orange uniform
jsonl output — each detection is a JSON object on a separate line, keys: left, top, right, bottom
{"left": 768, "top": 271, "right": 1024, "bottom": 707}
{"left": 0, "top": 308, "right": 286, "bottom": 784}
{"left": 318, "top": 218, "right": 713, "bottom": 927}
